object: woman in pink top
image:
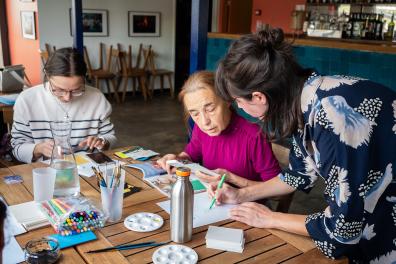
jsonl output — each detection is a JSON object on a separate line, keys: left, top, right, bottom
{"left": 157, "top": 71, "right": 280, "bottom": 186}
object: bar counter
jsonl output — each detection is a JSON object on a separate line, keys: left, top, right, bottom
{"left": 206, "top": 32, "right": 396, "bottom": 90}
{"left": 208, "top": 32, "right": 396, "bottom": 54}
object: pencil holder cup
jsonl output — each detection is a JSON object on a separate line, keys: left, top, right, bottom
{"left": 100, "top": 170, "right": 125, "bottom": 222}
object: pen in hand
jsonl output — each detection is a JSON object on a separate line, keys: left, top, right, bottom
{"left": 209, "top": 174, "right": 227, "bottom": 210}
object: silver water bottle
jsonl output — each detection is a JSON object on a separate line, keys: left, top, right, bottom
{"left": 171, "top": 167, "right": 193, "bottom": 243}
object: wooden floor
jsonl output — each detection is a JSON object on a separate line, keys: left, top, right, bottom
{"left": 0, "top": 147, "right": 348, "bottom": 264}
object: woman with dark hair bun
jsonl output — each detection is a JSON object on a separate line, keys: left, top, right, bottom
{"left": 211, "top": 28, "right": 396, "bottom": 263}
{"left": 11, "top": 48, "right": 117, "bottom": 163}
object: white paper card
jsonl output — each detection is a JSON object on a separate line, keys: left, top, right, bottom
{"left": 157, "top": 192, "right": 236, "bottom": 228}
{"left": 206, "top": 225, "right": 243, "bottom": 244}
{"left": 2, "top": 236, "right": 25, "bottom": 264}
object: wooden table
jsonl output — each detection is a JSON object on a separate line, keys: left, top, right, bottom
{"left": 0, "top": 148, "right": 348, "bottom": 264}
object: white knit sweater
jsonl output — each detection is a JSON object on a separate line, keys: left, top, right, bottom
{"left": 11, "top": 84, "right": 117, "bottom": 163}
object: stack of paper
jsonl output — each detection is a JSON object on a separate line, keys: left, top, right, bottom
{"left": 205, "top": 226, "right": 245, "bottom": 253}
{"left": 8, "top": 201, "right": 50, "bottom": 231}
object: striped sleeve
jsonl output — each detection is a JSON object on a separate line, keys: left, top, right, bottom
{"left": 98, "top": 99, "right": 116, "bottom": 148}
{"left": 11, "top": 98, "right": 36, "bottom": 163}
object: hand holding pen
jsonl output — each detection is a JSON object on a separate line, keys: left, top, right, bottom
{"left": 208, "top": 174, "right": 240, "bottom": 206}
{"left": 209, "top": 174, "right": 227, "bottom": 209}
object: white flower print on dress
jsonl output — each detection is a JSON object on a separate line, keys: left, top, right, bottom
{"left": 319, "top": 75, "right": 366, "bottom": 91}
{"left": 364, "top": 164, "right": 393, "bottom": 213}
{"left": 386, "top": 196, "right": 396, "bottom": 226}
{"left": 325, "top": 165, "right": 350, "bottom": 206}
{"left": 321, "top": 96, "right": 374, "bottom": 148}
{"left": 362, "top": 224, "right": 376, "bottom": 240}
{"left": 302, "top": 155, "right": 319, "bottom": 188}
{"left": 301, "top": 76, "right": 321, "bottom": 113}
{"left": 336, "top": 167, "right": 351, "bottom": 206}
{"left": 369, "top": 250, "right": 396, "bottom": 264}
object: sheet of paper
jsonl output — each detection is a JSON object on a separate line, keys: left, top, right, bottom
{"left": 2, "top": 236, "right": 25, "bottom": 264}
{"left": 75, "top": 154, "right": 90, "bottom": 165}
{"left": 157, "top": 192, "right": 236, "bottom": 228}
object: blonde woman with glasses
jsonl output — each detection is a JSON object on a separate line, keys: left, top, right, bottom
{"left": 11, "top": 48, "right": 116, "bottom": 163}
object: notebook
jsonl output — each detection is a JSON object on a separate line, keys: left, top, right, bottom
{"left": 8, "top": 201, "right": 50, "bottom": 231}
{"left": 115, "top": 147, "right": 159, "bottom": 160}
{"left": 205, "top": 226, "right": 245, "bottom": 253}
{"left": 49, "top": 231, "right": 97, "bottom": 249}
{"left": 127, "top": 162, "right": 207, "bottom": 197}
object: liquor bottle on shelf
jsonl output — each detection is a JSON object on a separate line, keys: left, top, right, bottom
{"left": 375, "top": 13, "right": 384, "bottom": 40}
{"left": 384, "top": 13, "right": 395, "bottom": 41}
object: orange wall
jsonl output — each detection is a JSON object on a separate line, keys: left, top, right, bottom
{"left": 6, "top": 0, "right": 41, "bottom": 85}
{"left": 251, "top": 0, "right": 305, "bottom": 33}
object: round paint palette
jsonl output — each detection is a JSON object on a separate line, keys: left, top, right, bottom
{"left": 152, "top": 245, "right": 198, "bottom": 264}
{"left": 124, "top": 212, "right": 164, "bottom": 232}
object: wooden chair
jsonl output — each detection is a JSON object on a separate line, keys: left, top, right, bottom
{"left": 84, "top": 43, "right": 120, "bottom": 103}
{"left": 2, "top": 108, "right": 13, "bottom": 134}
{"left": 44, "top": 43, "right": 56, "bottom": 56}
{"left": 271, "top": 143, "right": 295, "bottom": 213}
{"left": 38, "top": 49, "right": 49, "bottom": 67}
{"left": 116, "top": 44, "right": 150, "bottom": 102}
{"left": 145, "top": 47, "right": 175, "bottom": 98}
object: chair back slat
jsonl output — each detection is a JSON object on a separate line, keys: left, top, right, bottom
{"left": 83, "top": 46, "right": 94, "bottom": 78}
{"left": 39, "top": 49, "right": 49, "bottom": 67}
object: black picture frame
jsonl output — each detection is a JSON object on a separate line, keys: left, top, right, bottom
{"left": 69, "top": 9, "right": 109, "bottom": 37}
{"left": 128, "top": 11, "right": 160, "bottom": 37}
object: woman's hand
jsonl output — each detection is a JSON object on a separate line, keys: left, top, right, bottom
{"left": 230, "top": 202, "right": 275, "bottom": 229}
{"left": 195, "top": 170, "right": 221, "bottom": 183}
{"left": 33, "top": 140, "right": 54, "bottom": 160}
{"left": 79, "top": 136, "right": 107, "bottom": 151}
{"left": 208, "top": 181, "right": 240, "bottom": 205}
{"left": 156, "top": 154, "right": 177, "bottom": 174}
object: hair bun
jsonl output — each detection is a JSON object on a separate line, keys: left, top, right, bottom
{"left": 256, "top": 28, "right": 284, "bottom": 48}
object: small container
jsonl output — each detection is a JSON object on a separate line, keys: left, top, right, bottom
{"left": 25, "top": 237, "right": 61, "bottom": 264}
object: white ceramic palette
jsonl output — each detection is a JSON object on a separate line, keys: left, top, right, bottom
{"left": 152, "top": 245, "right": 198, "bottom": 264}
{"left": 124, "top": 212, "right": 164, "bottom": 232}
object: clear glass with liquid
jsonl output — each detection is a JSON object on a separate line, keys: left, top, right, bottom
{"left": 50, "top": 121, "right": 80, "bottom": 197}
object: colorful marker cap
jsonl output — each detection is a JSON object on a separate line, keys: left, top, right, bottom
{"left": 175, "top": 167, "right": 191, "bottom": 177}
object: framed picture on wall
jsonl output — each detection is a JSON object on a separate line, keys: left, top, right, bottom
{"left": 128, "top": 11, "right": 160, "bottom": 37}
{"left": 69, "top": 9, "right": 108, "bottom": 37}
{"left": 20, "top": 11, "right": 36, "bottom": 39}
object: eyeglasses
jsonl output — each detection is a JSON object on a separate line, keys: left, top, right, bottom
{"left": 47, "top": 78, "right": 85, "bottom": 97}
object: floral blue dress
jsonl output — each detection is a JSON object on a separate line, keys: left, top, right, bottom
{"left": 280, "top": 73, "right": 396, "bottom": 263}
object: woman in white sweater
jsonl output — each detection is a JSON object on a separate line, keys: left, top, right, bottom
{"left": 11, "top": 48, "right": 117, "bottom": 163}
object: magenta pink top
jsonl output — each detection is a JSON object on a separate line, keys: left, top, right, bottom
{"left": 185, "top": 113, "right": 281, "bottom": 182}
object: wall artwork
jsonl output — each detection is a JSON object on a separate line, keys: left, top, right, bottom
{"left": 20, "top": 11, "right": 36, "bottom": 39}
{"left": 128, "top": 11, "right": 160, "bottom": 37}
{"left": 70, "top": 9, "right": 109, "bottom": 37}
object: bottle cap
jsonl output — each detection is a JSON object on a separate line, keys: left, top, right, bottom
{"left": 175, "top": 167, "right": 191, "bottom": 177}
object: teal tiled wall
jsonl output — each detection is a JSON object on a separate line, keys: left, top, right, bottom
{"left": 206, "top": 37, "right": 396, "bottom": 92}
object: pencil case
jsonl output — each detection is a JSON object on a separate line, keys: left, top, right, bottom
{"left": 39, "top": 197, "right": 106, "bottom": 236}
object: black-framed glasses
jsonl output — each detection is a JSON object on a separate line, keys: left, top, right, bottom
{"left": 46, "top": 77, "right": 85, "bottom": 97}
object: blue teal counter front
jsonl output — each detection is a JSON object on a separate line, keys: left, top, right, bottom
{"left": 206, "top": 34, "right": 396, "bottom": 92}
